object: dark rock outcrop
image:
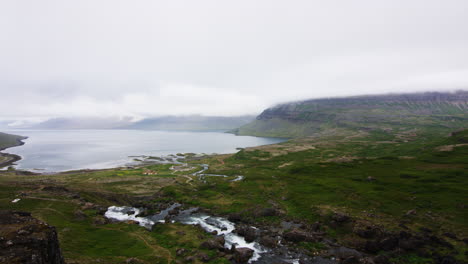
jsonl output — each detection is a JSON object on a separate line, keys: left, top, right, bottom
{"left": 284, "top": 229, "right": 317, "bottom": 242}
{"left": 0, "top": 210, "right": 65, "bottom": 264}
{"left": 200, "top": 236, "right": 225, "bottom": 251}
{"left": 234, "top": 225, "right": 257, "bottom": 243}
{"left": 233, "top": 247, "right": 254, "bottom": 264}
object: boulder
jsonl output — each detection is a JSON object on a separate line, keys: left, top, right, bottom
{"left": 373, "top": 255, "right": 390, "bottom": 264}
{"left": 233, "top": 247, "right": 254, "bottom": 264}
{"left": 235, "top": 225, "right": 257, "bottom": 242}
{"left": 378, "top": 236, "right": 398, "bottom": 251}
{"left": 331, "top": 212, "right": 351, "bottom": 223}
{"left": 93, "top": 216, "right": 109, "bottom": 225}
{"left": 329, "top": 246, "right": 363, "bottom": 260}
{"left": 259, "top": 236, "right": 278, "bottom": 248}
{"left": 354, "top": 226, "right": 379, "bottom": 239}
{"left": 284, "top": 229, "right": 316, "bottom": 242}
{"left": 228, "top": 213, "right": 243, "bottom": 222}
{"left": 200, "top": 236, "right": 225, "bottom": 250}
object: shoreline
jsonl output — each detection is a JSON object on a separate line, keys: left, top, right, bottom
{"left": 0, "top": 136, "right": 27, "bottom": 168}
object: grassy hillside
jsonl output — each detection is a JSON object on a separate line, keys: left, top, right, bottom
{"left": 234, "top": 91, "right": 468, "bottom": 138}
{"left": 0, "top": 132, "right": 26, "bottom": 150}
{"left": 0, "top": 128, "right": 466, "bottom": 263}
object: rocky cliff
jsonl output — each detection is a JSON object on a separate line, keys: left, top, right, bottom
{"left": 0, "top": 211, "right": 65, "bottom": 264}
{"left": 234, "top": 91, "right": 468, "bottom": 137}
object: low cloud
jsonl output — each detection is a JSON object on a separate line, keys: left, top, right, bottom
{"left": 0, "top": 0, "right": 467, "bottom": 119}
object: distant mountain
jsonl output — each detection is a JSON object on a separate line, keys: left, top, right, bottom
{"left": 122, "top": 115, "right": 255, "bottom": 131}
{"left": 24, "top": 115, "right": 255, "bottom": 131}
{"left": 233, "top": 91, "right": 468, "bottom": 138}
{"left": 30, "top": 117, "right": 135, "bottom": 130}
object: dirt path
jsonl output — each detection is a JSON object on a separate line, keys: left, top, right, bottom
{"left": 181, "top": 175, "right": 194, "bottom": 186}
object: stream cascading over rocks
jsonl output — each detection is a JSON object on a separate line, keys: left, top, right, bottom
{"left": 104, "top": 204, "right": 305, "bottom": 263}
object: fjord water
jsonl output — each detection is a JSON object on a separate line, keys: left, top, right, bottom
{"left": 4, "top": 130, "right": 285, "bottom": 172}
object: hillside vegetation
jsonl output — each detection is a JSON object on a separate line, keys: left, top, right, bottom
{"left": 234, "top": 91, "right": 468, "bottom": 138}
{"left": 0, "top": 127, "right": 466, "bottom": 263}
{"left": 0, "top": 132, "right": 26, "bottom": 150}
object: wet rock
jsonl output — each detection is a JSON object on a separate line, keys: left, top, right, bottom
{"left": 379, "top": 236, "right": 398, "bottom": 251}
{"left": 443, "top": 232, "right": 457, "bottom": 240}
{"left": 169, "top": 208, "right": 180, "bottom": 215}
{"left": 361, "top": 257, "right": 377, "bottom": 264}
{"left": 259, "top": 236, "right": 278, "bottom": 248}
{"left": 126, "top": 210, "right": 136, "bottom": 215}
{"left": 399, "top": 231, "right": 411, "bottom": 239}
{"left": 200, "top": 236, "right": 225, "bottom": 250}
{"left": 364, "top": 241, "right": 380, "bottom": 253}
{"left": 234, "top": 225, "right": 257, "bottom": 242}
{"left": 399, "top": 238, "right": 424, "bottom": 250}
{"left": 300, "top": 256, "right": 337, "bottom": 264}
{"left": 311, "top": 221, "right": 321, "bottom": 232}
{"left": 125, "top": 220, "right": 140, "bottom": 225}
{"left": 331, "top": 212, "right": 350, "bottom": 223}
{"left": 355, "top": 226, "right": 379, "bottom": 239}
{"left": 329, "top": 246, "right": 363, "bottom": 260}
{"left": 228, "top": 213, "right": 243, "bottom": 222}
{"left": 284, "top": 229, "right": 316, "bottom": 242}
{"left": 233, "top": 247, "right": 254, "bottom": 264}
{"left": 342, "top": 256, "right": 360, "bottom": 264}
{"left": 0, "top": 210, "right": 65, "bottom": 264}
{"left": 373, "top": 255, "right": 389, "bottom": 264}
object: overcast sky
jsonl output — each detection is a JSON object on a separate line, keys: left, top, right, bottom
{"left": 1, "top": 0, "right": 467, "bottom": 120}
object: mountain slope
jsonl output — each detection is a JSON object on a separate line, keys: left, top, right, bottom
{"left": 123, "top": 115, "right": 255, "bottom": 131}
{"left": 30, "top": 117, "right": 135, "bottom": 130}
{"left": 0, "top": 132, "right": 27, "bottom": 151}
{"left": 234, "top": 91, "right": 468, "bottom": 137}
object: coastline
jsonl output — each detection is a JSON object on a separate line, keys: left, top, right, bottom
{"left": 0, "top": 136, "right": 27, "bottom": 169}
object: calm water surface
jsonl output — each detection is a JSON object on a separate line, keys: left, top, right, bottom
{"left": 3, "top": 130, "right": 285, "bottom": 172}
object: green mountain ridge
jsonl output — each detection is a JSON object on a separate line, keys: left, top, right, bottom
{"left": 234, "top": 91, "right": 468, "bottom": 138}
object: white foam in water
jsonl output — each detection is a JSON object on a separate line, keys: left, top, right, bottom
{"left": 105, "top": 206, "right": 268, "bottom": 263}
{"left": 181, "top": 215, "right": 266, "bottom": 262}
{"left": 11, "top": 198, "right": 21, "bottom": 203}
{"left": 231, "top": 175, "right": 245, "bottom": 182}
{"left": 104, "top": 206, "right": 155, "bottom": 228}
